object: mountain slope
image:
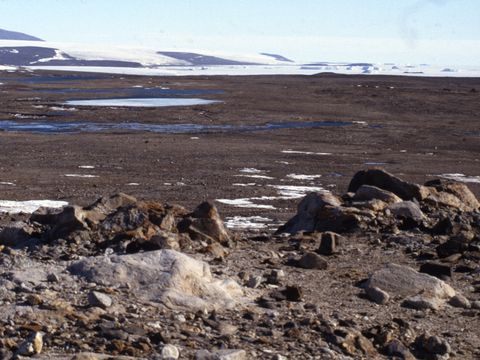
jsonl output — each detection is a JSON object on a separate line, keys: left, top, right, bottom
{"left": 0, "top": 28, "right": 43, "bottom": 41}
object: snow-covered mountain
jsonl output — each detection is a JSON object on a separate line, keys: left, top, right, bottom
{"left": 0, "top": 28, "right": 43, "bottom": 41}
{"left": 0, "top": 29, "right": 478, "bottom": 77}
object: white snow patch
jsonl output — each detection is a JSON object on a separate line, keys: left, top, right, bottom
{"left": 439, "top": 173, "right": 480, "bottom": 184}
{"left": 127, "top": 182, "right": 140, "bottom": 186}
{"left": 353, "top": 121, "right": 368, "bottom": 125}
{"left": 35, "top": 49, "right": 69, "bottom": 63}
{"left": 0, "top": 200, "right": 68, "bottom": 214}
{"left": 286, "top": 174, "right": 322, "bottom": 181}
{"left": 216, "top": 198, "right": 276, "bottom": 210}
{"left": 78, "top": 165, "right": 95, "bottom": 169}
{"left": 232, "top": 183, "right": 256, "bottom": 187}
{"left": 190, "top": 137, "right": 200, "bottom": 140}
{"left": 282, "top": 150, "right": 332, "bottom": 156}
{"left": 50, "top": 106, "right": 78, "bottom": 111}
{"left": 239, "top": 168, "right": 264, "bottom": 174}
{"left": 65, "top": 174, "right": 98, "bottom": 178}
{"left": 269, "top": 185, "right": 327, "bottom": 199}
{"left": 224, "top": 216, "right": 272, "bottom": 230}
{"left": 235, "top": 174, "right": 275, "bottom": 180}
{"left": 0, "top": 182, "right": 15, "bottom": 186}
{"left": 65, "top": 98, "right": 221, "bottom": 108}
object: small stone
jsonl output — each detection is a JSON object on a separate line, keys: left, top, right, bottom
{"left": 449, "top": 294, "right": 471, "bottom": 308}
{"left": 16, "top": 331, "right": 43, "bottom": 356}
{"left": 195, "top": 349, "right": 247, "bottom": 360}
{"left": 247, "top": 275, "right": 263, "bottom": 289}
{"left": 471, "top": 300, "right": 480, "bottom": 310}
{"left": 282, "top": 285, "right": 303, "bottom": 302}
{"left": 87, "top": 291, "right": 113, "bottom": 309}
{"left": 387, "top": 339, "right": 416, "bottom": 360}
{"left": 47, "top": 273, "right": 60, "bottom": 282}
{"left": 161, "top": 344, "right": 180, "bottom": 359}
{"left": 71, "top": 353, "right": 101, "bottom": 360}
{"left": 26, "top": 294, "right": 43, "bottom": 306}
{"left": 266, "top": 269, "right": 285, "bottom": 285}
{"left": 416, "top": 333, "right": 451, "bottom": 356}
{"left": 271, "top": 355, "right": 287, "bottom": 360}
{"left": 298, "top": 252, "right": 328, "bottom": 269}
{"left": 365, "top": 286, "right": 390, "bottom": 305}
{"left": 419, "top": 262, "right": 452, "bottom": 279}
{"left": 317, "top": 232, "right": 342, "bottom": 255}
{"left": 403, "top": 295, "right": 442, "bottom": 310}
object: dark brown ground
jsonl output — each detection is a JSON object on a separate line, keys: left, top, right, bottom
{"left": 0, "top": 71, "right": 478, "bottom": 223}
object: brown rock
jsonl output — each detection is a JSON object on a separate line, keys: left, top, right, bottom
{"left": 298, "top": 252, "right": 328, "bottom": 269}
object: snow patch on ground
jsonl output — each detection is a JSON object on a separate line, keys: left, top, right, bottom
{"left": 235, "top": 174, "right": 275, "bottom": 180}
{"left": 65, "top": 98, "right": 221, "bottom": 108}
{"left": 439, "top": 173, "right": 480, "bottom": 184}
{"left": 65, "top": 174, "right": 98, "bottom": 178}
{"left": 0, "top": 200, "right": 68, "bottom": 214}
{"left": 286, "top": 174, "right": 322, "bottom": 181}
{"left": 216, "top": 198, "right": 276, "bottom": 210}
{"left": 232, "top": 183, "right": 256, "bottom": 187}
{"left": 239, "top": 168, "right": 264, "bottom": 174}
{"left": 268, "top": 185, "right": 327, "bottom": 199}
{"left": 224, "top": 216, "right": 272, "bottom": 230}
{"left": 78, "top": 165, "right": 95, "bottom": 169}
{"left": 282, "top": 150, "right": 332, "bottom": 156}
{"left": 0, "top": 182, "right": 15, "bottom": 186}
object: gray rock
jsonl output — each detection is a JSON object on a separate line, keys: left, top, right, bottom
{"left": 353, "top": 184, "right": 402, "bottom": 204}
{"left": 298, "top": 252, "right": 328, "bottom": 270}
{"left": 365, "top": 286, "right": 390, "bottom": 305}
{"left": 0, "top": 221, "right": 35, "bottom": 247}
{"left": 403, "top": 295, "right": 443, "bottom": 310}
{"left": 161, "top": 344, "right": 179, "bottom": 359}
{"left": 70, "top": 249, "right": 243, "bottom": 311}
{"left": 471, "top": 300, "right": 480, "bottom": 310}
{"left": 276, "top": 192, "right": 341, "bottom": 234}
{"left": 87, "top": 291, "right": 113, "bottom": 309}
{"left": 388, "top": 201, "right": 425, "bottom": 223}
{"left": 366, "top": 263, "right": 455, "bottom": 299}
{"left": 416, "top": 333, "right": 451, "bottom": 356}
{"left": 448, "top": 294, "right": 471, "bottom": 308}
{"left": 195, "top": 349, "right": 246, "bottom": 360}
{"left": 247, "top": 275, "right": 263, "bottom": 289}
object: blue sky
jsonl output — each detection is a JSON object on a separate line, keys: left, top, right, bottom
{"left": 0, "top": 0, "right": 479, "bottom": 65}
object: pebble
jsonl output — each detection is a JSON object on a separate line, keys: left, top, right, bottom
{"left": 365, "top": 286, "right": 390, "bottom": 305}
{"left": 297, "top": 252, "right": 328, "bottom": 270}
{"left": 247, "top": 275, "right": 263, "bottom": 288}
{"left": 87, "top": 291, "right": 113, "bottom": 309}
{"left": 448, "top": 294, "right": 471, "bottom": 309}
{"left": 161, "top": 344, "right": 180, "bottom": 359}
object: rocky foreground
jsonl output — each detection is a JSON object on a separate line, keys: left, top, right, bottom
{"left": 0, "top": 169, "right": 479, "bottom": 359}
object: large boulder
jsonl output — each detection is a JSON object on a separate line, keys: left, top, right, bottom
{"left": 365, "top": 263, "right": 455, "bottom": 308}
{"left": 69, "top": 249, "right": 243, "bottom": 311}
{"left": 423, "top": 179, "right": 479, "bottom": 212}
{"left": 178, "top": 201, "right": 231, "bottom": 246}
{"left": 348, "top": 169, "right": 428, "bottom": 201}
{"left": 276, "top": 192, "right": 342, "bottom": 234}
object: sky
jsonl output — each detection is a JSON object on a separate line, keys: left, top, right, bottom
{"left": 0, "top": 0, "right": 479, "bottom": 66}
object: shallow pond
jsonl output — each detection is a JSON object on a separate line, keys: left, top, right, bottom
{"left": 0, "top": 120, "right": 351, "bottom": 134}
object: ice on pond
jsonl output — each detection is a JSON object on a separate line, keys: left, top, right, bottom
{"left": 268, "top": 185, "right": 327, "bottom": 199}
{"left": 64, "top": 98, "right": 222, "bottom": 107}
{"left": 0, "top": 200, "right": 68, "bottom": 214}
